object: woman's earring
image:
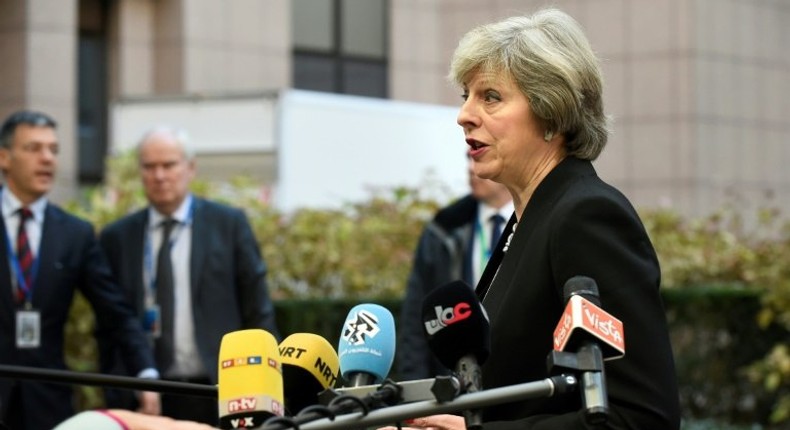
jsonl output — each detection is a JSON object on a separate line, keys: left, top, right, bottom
{"left": 544, "top": 130, "right": 554, "bottom": 142}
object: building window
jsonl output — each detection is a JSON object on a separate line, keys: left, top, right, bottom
{"left": 78, "top": 0, "right": 109, "bottom": 184}
{"left": 292, "top": 0, "right": 388, "bottom": 98}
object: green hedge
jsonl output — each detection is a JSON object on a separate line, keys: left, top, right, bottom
{"left": 664, "top": 288, "right": 787, "bottom": 427}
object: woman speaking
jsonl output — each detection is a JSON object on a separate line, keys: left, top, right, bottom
{"left": 384, "top": 7, "right": 680, "bottom": 430}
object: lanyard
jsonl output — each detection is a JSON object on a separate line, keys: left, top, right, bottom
{"left": 3, "top": 219, "right": 40, "bottom": 303}
{"left": 143, "top": 201, "right": 194, "bottom": 305}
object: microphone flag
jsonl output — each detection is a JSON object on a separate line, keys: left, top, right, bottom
{"left": 553, "top": 280, "right": 625, "bottom": 360}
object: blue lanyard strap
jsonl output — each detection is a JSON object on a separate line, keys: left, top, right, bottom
{"left": 475, "top": 218, "right": 491, "bottom": 265}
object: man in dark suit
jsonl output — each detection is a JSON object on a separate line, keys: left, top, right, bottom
{"left": 98, "top": 126, "right": 279, "bottom": 424}
{"left": 0, "top": 111, "right": 160, "bottom": 430}
{"left": 397, "top": 159, "right": 512, "bottom": 380}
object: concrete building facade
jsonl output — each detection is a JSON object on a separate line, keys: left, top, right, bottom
{"left": 1, "top": 0, "right": 788, "bottom": 218}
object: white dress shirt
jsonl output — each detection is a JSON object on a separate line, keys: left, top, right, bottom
{"left": 146, "top": 194, "right": 204, "bottom": 378}
{"left": 2, "top": 189, "right": 47, "bottom": 297}
{"left": 472, "top": 201, "right": 514, "bottom": 284}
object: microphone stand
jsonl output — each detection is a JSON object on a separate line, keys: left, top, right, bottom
{"left": 318, "top": 376, "right": 460, "bottom": 405}
{"left": 257, "top": 374, "right": 576, "bottom": 430}
{"left": 263, "top": 379, "right": 405, "bottom": 430}
{"left": 548, "top": 346, "right": 609, "bottom": 425}
{"left": 0, "top": 364, "right": 216, "bottom": 398}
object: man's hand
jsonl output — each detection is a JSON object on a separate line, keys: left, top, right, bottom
{"left": 136, "top": 391, "right": 161, "bottom": 415}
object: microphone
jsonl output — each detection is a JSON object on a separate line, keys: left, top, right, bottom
{"left": 553, "top": 276, "right": 625, "bottom": 360}
{"left": 421, "top": 280, "right": 489, "bottom": 429}
{"left": 551, "top": 276, "right": 625, "bottom": 425}
{"left": 218, "top": 329, "right": 284, "bottom": 429}
{"left": 279, "top": 333, "right": 340, "bottom": 415}
{"left": 337, "top": 303, "right": 396, "bottom": 387}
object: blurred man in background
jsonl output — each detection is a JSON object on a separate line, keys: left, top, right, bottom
{"left": 97, "top": 126, "right": 279, "bottom": 424}
{"left": 0, "top": 110, "right": 159, "bottom": 430}
{"left": 397, "top": 158, "right": 512, "bottom": 379}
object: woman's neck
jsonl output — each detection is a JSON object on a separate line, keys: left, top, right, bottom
{"left": 511, "top": 150, "right": 567, "bottom": 220}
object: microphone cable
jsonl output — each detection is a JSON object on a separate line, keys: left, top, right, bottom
{"left": 260, "top": 379, "right": 403, "bottom": 430}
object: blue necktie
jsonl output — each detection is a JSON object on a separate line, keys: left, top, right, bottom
{"left": 489, "top": 214, "right": 505, "bottom": 252}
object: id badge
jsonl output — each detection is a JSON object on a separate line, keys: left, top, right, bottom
{"left": 16, "top": 309, "right": 41, "bottom": 349}
{"left": 143, "top": 304, "right": 161, "bottom": 338}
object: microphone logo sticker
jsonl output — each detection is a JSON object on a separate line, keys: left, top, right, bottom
{"left": 221, "top": 355, "right": 263, "bottom": 369}
{"left": 582, "top": 302, "right": 624, "bottom": 347}
{"left": 424, "top": 302, "right": 471, "bottom": 335}
{"left": 230, "top": 417, "right": 255, "bottom": 428}
{"left": 552, "top": 295, "right": 625, "bottom": 358}
{"left": 227, "top": 397, "right": 257, "bottom": 413}
{"left": 342, "top": 309, "right": 381, "bottom": 345}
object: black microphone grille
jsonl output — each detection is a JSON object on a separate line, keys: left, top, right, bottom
{"left": 562, "top": 276, "right": 600, "bottom": 305}
{"left": 421, "top": 280, "right": 490, "bottom": 368}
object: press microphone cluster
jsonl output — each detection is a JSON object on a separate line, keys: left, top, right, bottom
{"left": 259, "top": 303, "right": 400, "bottom": 430}
{"left": 283, "top": 286, "right": 489, "bottom": 430}
{"left": 223, "top": 280, "right": 624, "bottom": 430}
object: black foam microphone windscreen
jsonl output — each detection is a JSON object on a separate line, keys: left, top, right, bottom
{"left": 563, "top": 275, "right": 600, "bottom": 304}
{"left": 421, "top": 280, "right": 491, "bottom": 369}
{"left": 279, "top": 333, "right": 340, "bottom": 415}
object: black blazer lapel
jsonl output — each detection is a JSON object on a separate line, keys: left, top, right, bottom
{"left": 476, "top": 157, "right": 594, "bottom": 303}
{"left": 0, "top": 213, "right": 14, "bottom": 317}
{"left": 127, "top": 211, "right": 148, "bottom": 312}
{"left": 476, "top": 213, "right": 516, "bottom": 300}
{"left": 34, "top": 204, "right": 63, "bottom": 309}
{"left": 189, "top": 197, "right": 207, "bottom": 300}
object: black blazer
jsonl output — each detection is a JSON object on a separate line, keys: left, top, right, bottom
{"left": 477, "top": 158, "right": 680, "bottom": 429}
{"left": 97, "top": 197, "right": 279, "bottom": 385}
{"left": 0, "top": 201, "right": 154, "bottom": 430}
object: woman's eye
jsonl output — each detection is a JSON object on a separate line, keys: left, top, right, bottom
{"left": 484, "top": 92, "right": 501, "bottom": 102}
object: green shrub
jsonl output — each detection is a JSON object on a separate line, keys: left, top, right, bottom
{"left": 645, "top": 207, "right": 790, "bottom": 426}
{"left": 681, "top": 418, "right": 764, "bottom": 430}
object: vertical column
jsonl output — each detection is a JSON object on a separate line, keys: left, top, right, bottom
{"left": 30, "top": 0, "right": 78, "bottom": 200}
{"left": 109, "top": 0, "right": 157, "bottom": 99}
{"left": 0, "top": 2, "right": 29, "bottom": 118}
{"left": 0, "top": 0, "right": 78, "bottom": 201}
{"left": 154, "top": 0, "right": 185, "bottom": 94}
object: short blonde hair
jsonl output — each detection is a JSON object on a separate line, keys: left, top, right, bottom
{"left": 449, "top": 8, "right": 610, "bottom": 160}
